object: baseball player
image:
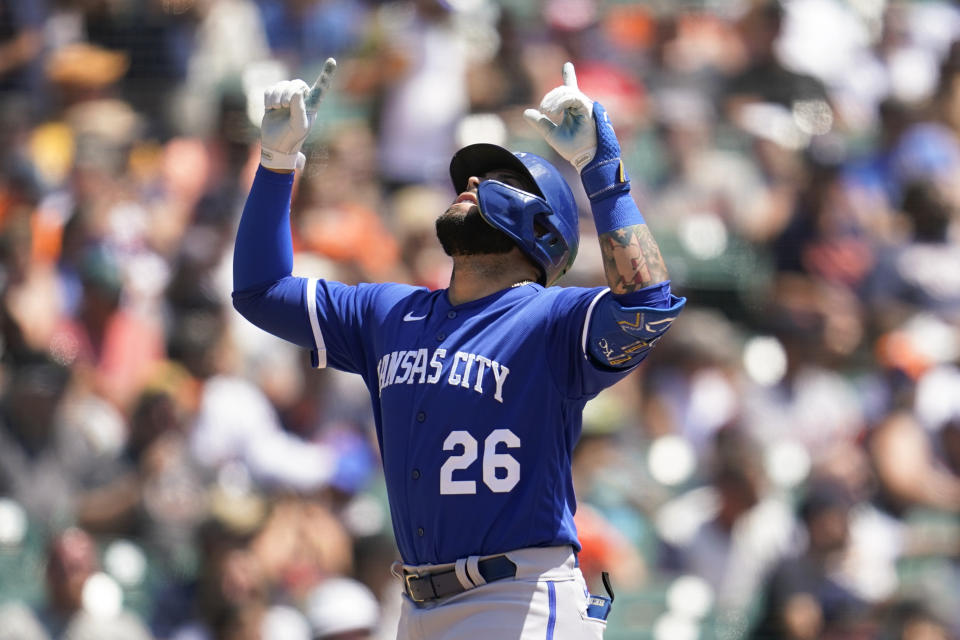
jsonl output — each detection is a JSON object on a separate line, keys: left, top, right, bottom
{"left": 232, "top": 58, "right": 685, "bottom": 639}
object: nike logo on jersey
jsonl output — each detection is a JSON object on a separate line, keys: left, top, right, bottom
{"left": 376, "top": 348, "right": 511, "bottom": 403}
{"left": 403, "top": 311, "right": 428, "bottom": 322}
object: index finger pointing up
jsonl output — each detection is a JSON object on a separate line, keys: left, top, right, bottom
{"left": 305, "top": 57, "right": 338, "bottom": 113}
{"left": 562, "top": 62, "right": 578, "bottom": 88}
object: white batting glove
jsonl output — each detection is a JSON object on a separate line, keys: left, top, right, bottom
{"left": 523, "top": 62, "right": 597, "bottom": 173}
{"left": 260, "top": 58, "right": 337, "bottom": 171}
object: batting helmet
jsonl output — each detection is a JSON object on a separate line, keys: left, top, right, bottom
{"left": 450, "top": 143, "right": 579, "bottom": 286}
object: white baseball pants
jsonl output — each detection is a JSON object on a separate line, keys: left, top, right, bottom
{"left": 394, "top": 546, "right": 608, "bottom": 640}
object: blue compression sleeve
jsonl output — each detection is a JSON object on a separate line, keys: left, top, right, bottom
{"left": 233, "top": 166, "right": 295, "bottom": 290}
{"left": 232, "top": 167, "right": 315, "bottom": 349}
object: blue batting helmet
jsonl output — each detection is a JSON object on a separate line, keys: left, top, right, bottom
{"left": 450, "top": 143, "right": 580, "bottom": 286}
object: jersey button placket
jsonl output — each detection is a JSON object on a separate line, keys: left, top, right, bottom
{"left": 417, "top": 527, "right": 424, "bottom": 537}
{"left": 411, "top": 469, "right": 420, "bottom": 480}
{"left": 416, "top": 411, "right": 426, "bottom": 423}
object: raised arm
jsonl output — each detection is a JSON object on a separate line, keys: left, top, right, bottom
{"left": 232, "top": 59, "right": 337, "bottom": 348}
{"left": 523, "top": 62, "right": 669, "bottom": 294}
{"left": 525, "top": 63, "right": 683, "bottom": 369}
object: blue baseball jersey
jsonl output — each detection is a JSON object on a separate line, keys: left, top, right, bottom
{"left": 302, "top": 278, "right": 662, "bottom": 564}
{"left": 231, "top": 167, "right": 684, "bottom": 566}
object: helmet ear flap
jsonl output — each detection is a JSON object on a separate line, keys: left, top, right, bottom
{"left": 477, "top": 180, "right": 576, "bottom": 286}
{"left": 532, "top": 211, "right": 576, "bottom": 283}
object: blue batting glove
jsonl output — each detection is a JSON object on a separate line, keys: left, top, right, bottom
{"left": 580, "top": 102, "right": 631, "bottom": 203}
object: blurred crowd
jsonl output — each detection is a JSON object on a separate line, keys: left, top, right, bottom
{"left": 0, "top": 0, "right": 959, "bottom": 638}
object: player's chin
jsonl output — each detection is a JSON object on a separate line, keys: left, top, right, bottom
{"left": 435, "top": 206, "right": 515, "bottom": 256}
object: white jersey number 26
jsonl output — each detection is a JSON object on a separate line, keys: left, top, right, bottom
{"left": 440, "top": 429, "right": 520, "bottom": 495}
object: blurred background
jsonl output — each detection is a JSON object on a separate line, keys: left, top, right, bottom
{"left": 0, "top": 0, "right": 959, "bottom": 638}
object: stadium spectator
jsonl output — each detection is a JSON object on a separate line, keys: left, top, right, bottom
{"left": 0, "top": 527, "right": 151, "bottom": 640}
{"left": 750, "top": 480, "right": 873, "bottom": 640}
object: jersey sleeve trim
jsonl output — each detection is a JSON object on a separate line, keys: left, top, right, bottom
{"left": 580, "top": 287, "right": 611, "bottom": 360}
{"left": 306, "top": 277, "right": 327, "bottom": 368}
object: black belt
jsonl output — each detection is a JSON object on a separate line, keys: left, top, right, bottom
{"left": 403, "top": 555, "right": 517, "bottom": 603}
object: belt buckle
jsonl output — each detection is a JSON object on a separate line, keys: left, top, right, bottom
{"left": 404, "top": 572, "right": 427, "bottom": 603}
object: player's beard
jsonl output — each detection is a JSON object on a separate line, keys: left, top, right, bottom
{"left": 435, "top": 205, "right": 516, "bottom": 256}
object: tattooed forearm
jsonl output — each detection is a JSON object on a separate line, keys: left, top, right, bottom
{"left": 598, "top": 224, "right": 669, "bottom": 294}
